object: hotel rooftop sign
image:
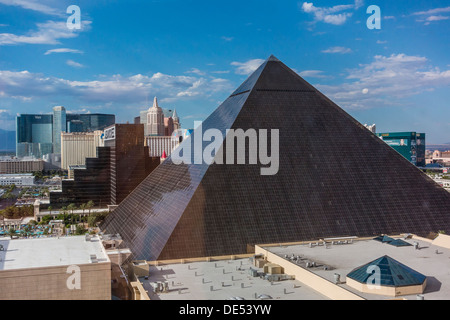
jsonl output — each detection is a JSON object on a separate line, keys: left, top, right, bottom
{"left": 104, "top": 126, "right": 116, "bottom": 141}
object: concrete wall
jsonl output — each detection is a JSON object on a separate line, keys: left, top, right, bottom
{"left": 148, "top": 253, "right": 253, "bottom": 266}
{"left": 432, "top": 234, "right": 450, "bottom": 249}
{"left": 130, "top": 281, "right": 150, "bottom": 300}
{"left": 346, "top": 278, "right": 426, "bottom": 297}
{"left": 0, "top": 262, "right": 111, "bottom": 300}
{"left": 255, "top": 245, "right": 365, "bottom": 300}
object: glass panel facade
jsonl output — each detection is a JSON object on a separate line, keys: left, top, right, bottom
{"left": 16, "top": 112, "right": 115, "bottom": 158}
{"left": 50, "top": 124, "right": 159, "bottom": 208}
{"left": 16, "top": 114, "right": 53, "bottom": 158}
{"left": 101, "top": 57, "right": 450, "bottom": 262}
{"left": 347, "top": 256, "right": 426, "bottom": 286}
{"left": 50, "top": 147, "right": 111, "bottom": 206}
{"left": 52, "top": 106, "right": 66, "bottom": 154}
{"left": 32, "top": 123, "right": 53, "bottom": 144}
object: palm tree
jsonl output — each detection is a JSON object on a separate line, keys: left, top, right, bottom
{"left": 86, "top": 200, "right": 94, "bottom": 216}
{"left": 79, "top": 203, "right": 87, "bottom": 216}
{"left": 8, "top": 227, "right": 16, "bottom": 239}
{"left": 23, "top": 225, "right": 32, "bottom": 238}
{"left": 67, "top": 203, "right": 77, "bottom": 224}
{"left": 61, "top": 206, "right": 67, "bottom": 224}
{"left": 67, "top": 203, "right": 76, "bottom": 215}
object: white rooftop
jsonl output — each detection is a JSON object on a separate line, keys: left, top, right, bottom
{"left": 0, "top": 235, "right": 109, "bottom": 271}
{"left": 140, "top": 258, "right": 329, "bottom": 300}
{"left": 264, "top": 236, "right": 450, "bottom": 300}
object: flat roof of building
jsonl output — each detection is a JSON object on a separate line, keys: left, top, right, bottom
{"left": 0, "top": 235, "right": 109, "bottom": 271}
{"left": 0, "top": 173, "right": 34, "bottom": 177}
{"left": 262, "top": 236, "right": 450, "bottom": 300}
{"left": 139, "top": 258, "right": 329, "bottom": 300}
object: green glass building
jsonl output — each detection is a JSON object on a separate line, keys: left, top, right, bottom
{"left": 16, "top": 111, "right": 115, "bottom": 159}
{"left": 376, "top": 132, "right": 426, "bottom": 167}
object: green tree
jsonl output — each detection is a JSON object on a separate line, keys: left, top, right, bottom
{"left": 79, "top": 203, "right": 87, "bottom": 215}
{"left": 22, "top": 225, "right": 32, "bottom": 238}
{"left": 87, "top": 211, "right": 109, "bottom": 227}
{"left": 33, "top": 171, "right": 44, "bottom": 181}
{"left": 74, "top": 224, "right": 87, "bottom": 235}
{"left": 8, "top": 228, "right": 16, "bottom": 238}
{"left": 60, "top": 206, "right": 68, "bottom": 224}
{"left": 67, "top": 203, "right": 77, "bottom": 215}
{"left": 86, "top": 200, "right": 94, "bottom": 216}
{"left": 42, "top": 215, "right": 53, "bottom": 224}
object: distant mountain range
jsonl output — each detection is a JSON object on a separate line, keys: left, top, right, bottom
{"left": 426, "top": 143, "right": 450, "bottom": 151}
{"left": 0, "top": 129, "right": 15, "bottom": 151}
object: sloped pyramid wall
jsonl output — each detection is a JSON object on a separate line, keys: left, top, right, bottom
{"left": 101, "top": 56, "right": 450, "bottom": 261}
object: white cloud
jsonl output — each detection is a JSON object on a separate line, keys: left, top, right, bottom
{"left": 354, "top": 0, "right": 364, "bottom": 10}
{"left": 316, "top": 53, "right": 450, "bottom": 110}
{"left": 426, "top": 15, "right": 450, "bottom": 22}
{"left": 0, "top": 20, "right": 91, "bottom": 46}
{"left": 221, "top": 36, "right": 234, "bottom": 41}
{"left": 231, "top": 59, "right": 265, "bottom": 75}
{"left": 298, "top": 70, "right": 328, "bottom": 78}
{"left": 66, "top": 59, "right": 84, "bottom": 68}
{"left": 211, "top": 70, "right": 230, "bottom": 74}
{"left": 322, "top": 46, "right": 352, "bottom": 54}
{"left": 0, "top": 69, "right": 233, "bottom": 104}
{"left": 0, "top": 0, "right": 64, "bottom": 16}
{"left": 44, "top": 48, "right": 84, "bottom": 55}
{"left": 413, "top": 6, "right": 450, "bottom": 25}
{"left": 412, "top": 6, "right": 450, "bottom": 16}
{"left": 376, "top": 40, "right": 387, "bottom": 44}
{"left": 66, "top": 107, "right": 95, "bottom": 114}
{"left": 185, "top": 68, "right": 206, "bottom": 76}
{"left": 300, "top": 0, "right": 362, "bottom": 25}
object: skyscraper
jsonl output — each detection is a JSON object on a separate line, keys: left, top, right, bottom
{"left": 377, "top": 132, "right": 426, "bottom": 167}
{"left": 52, "top": 106, "right": 67, "bottom": 154}
{"left": 60, "top": 131, "right": 104, "bottom": 170}
{"left": 50, "top": 124, "right": 159, "bottom": 207}
{"left": 104, "top": 124, "right": 159, "bottom": 205}
{"left": 16, "top": 114, "right": 53, "bottom": 158}
{"left": 137, "top": 98, "right": 180, "bottom": 137}
{"left": 101, "top": 56, "right": 450, "bottom": 262}
{"left": 66, "top": 113, "right": 116, "bottom": 133}
{"left": 16, "top": 110, "right": 115, "bottom": 160}
{"left": 147, "top": 97, "right": 165, "bottom": 136}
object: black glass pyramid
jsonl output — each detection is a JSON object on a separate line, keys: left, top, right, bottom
{"left": 101, "top": 56, "right": 450, "bottom": 261}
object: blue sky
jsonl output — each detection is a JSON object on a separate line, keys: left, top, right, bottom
{"left": 0, "top": 0, "right": 449, "bottom": 143}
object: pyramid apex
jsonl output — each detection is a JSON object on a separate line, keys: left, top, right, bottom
{"left": 267, "top": 55, "right": 280, "bottom": 62}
